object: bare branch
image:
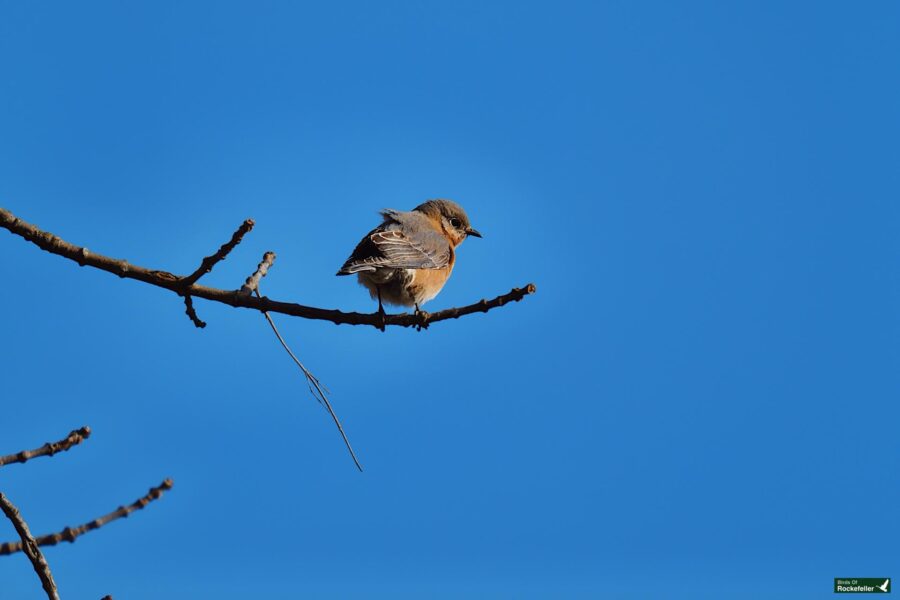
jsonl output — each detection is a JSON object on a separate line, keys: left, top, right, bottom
{"left": 178, "top": 218, "right": 253, "bottom": 327}
{"left": 0, "top": 492, "right": 60, "bottom": 600}
{"left": 240, "top": 251, "right": 276, "bottom": 295}
{"left": 255, "top": 289, "right": 363, "bottom": 471}
{"left": 409, "top": 283, "right": 537, "bottom": 327}
{"left": 0, "top": 427, "right": 91, "bottom": 468}
{"left": 0, "top": 479, "right": 173, "bottom": 556}
{"left": 183, "top": 294, "right": 207, "bottom": 328}
{"left": 0, "top": 207, "right": 536, "bottom": 329}
{"left": 180, "top": 218, "right": 254, "bottom": 288}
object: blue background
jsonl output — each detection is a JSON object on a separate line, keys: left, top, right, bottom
{"left": 1, "top": 2, "right": 898, "bottom": 598}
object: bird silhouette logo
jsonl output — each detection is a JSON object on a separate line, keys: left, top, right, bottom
{"left": 878, "top": 579, "right": 890, "bottom": 593}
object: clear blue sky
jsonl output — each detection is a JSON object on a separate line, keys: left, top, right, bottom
{"left": 1, "top": 2, "right": 898, "bottom": 598}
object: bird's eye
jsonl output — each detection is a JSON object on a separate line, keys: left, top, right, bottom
{"left": 449, "top": 217, "right": 462, "bottom": 228}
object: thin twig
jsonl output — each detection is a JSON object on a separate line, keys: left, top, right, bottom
{"left": 0, "top": 492, "right": 60, "bottom": 600}
{"left": 180, "top": 218, "right": 254, "bottom": 288}
{"left": 0, "top": 207, "right": 535, "bottom": 329}
{"left": 255, "top": 288, "right": 363, "bottom": 471}
{"left": 245, "top": 254, "right": 360, "bottom": 469}
{"left": 177, "top": 218, "right": 254, "bottom": 327}
{"left": 0, "top": 427, "right": 91, "bottom": 468}
{"left": 0, "top": 479, "right": 173, "bottom": 556}
{"left": 240, "top": 251, "right": 276, "bottom": 295}
{"left": 183, "top": 295, "right": 207, "bottom": 328}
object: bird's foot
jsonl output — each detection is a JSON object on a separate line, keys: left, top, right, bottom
{"left": 376, "top": 286, "right": 387, "bottom": 332}
{"left": 377, "top": 303, "right": 387, "bottom": 332}
{"left": 414, "top": 303, "right": 430, "bottom": 331}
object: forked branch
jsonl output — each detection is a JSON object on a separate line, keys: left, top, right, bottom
{"left": 181, "top": 218, "right": 255, "bottom": 288}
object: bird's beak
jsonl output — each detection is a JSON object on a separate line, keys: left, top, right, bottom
{"left": 466, "top": 228, "right": 482, "bottom": 238}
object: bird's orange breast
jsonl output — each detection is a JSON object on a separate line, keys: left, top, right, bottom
{"left": 407, "top": 252, "right": 455, "bottom": 304}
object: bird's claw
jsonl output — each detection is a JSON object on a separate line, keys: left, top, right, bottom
{"left": 377, "top": 305, "right": 387, "bottom": 332}
{"left": 414, "top": 305, "right": 430, "bottom": 331}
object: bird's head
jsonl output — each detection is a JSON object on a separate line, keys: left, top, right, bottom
{"left": 414, "top": 199, "right": 482, "bottom": 246}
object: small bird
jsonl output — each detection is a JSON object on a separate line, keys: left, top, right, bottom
{"left": 336, "top": 199, "right": 481, "bottom": 315}
{"left": 879, "top": 580, "right": 890, "bottom": 593}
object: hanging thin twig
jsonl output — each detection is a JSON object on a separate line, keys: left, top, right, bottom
{"left": 239, "top": 253, "right": 362, "bottom": 471}
{"left": 257, "top": 290, "right": 363, "bottom": 471}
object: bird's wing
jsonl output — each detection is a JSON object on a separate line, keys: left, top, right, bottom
{"left": 371, "top": 228, "right": 450, "bottom": 268}
{"left": 336, "top": 221, "right": 450, "bottom": 274}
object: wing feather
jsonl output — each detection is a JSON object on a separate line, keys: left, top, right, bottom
{"left": 336, "top": 223, "right": 450, "bottom": 274}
